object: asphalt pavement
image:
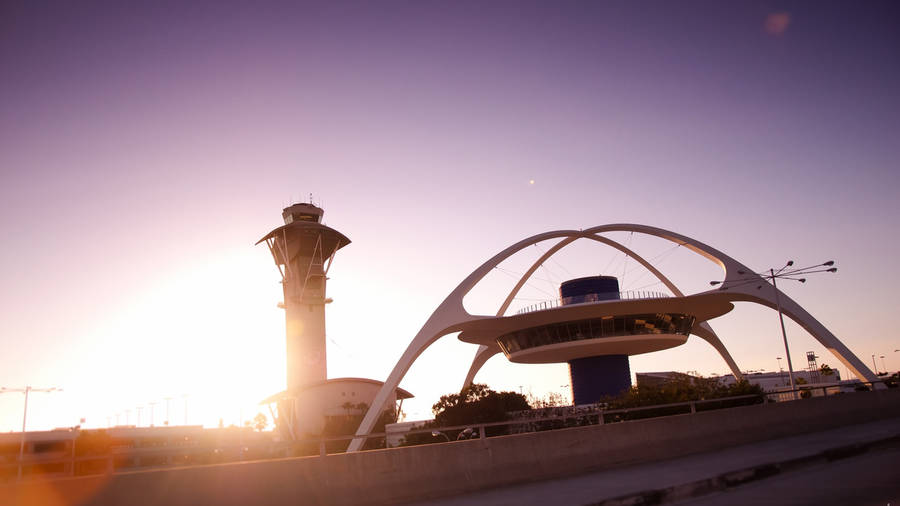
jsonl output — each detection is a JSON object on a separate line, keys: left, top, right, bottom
{"left": 672, "top": 442, "right": 900, "bottom": 506}
{"left": 409, "top": 416, "right": 900, "bottom": 506}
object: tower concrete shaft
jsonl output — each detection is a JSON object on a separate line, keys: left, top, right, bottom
{"left": 258, "top": 203, "right": 350, "bottom": 391}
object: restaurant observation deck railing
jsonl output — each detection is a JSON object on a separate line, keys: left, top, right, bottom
{"left": 515, "top": 290, "right": 670, "bottom": 315}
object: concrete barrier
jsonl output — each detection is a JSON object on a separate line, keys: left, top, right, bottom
{"left": 3, "top": 389, "right": 899, "bottom": 506}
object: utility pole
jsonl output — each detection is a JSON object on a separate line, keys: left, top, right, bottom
{"left": 770, "top": 269, "right": 796, "bottom": 396}
{"left": 0, "top": 386, "right": 61, "bottom": 480}
{"left": 164, "top": 397, "right": 172, "bottom": 426}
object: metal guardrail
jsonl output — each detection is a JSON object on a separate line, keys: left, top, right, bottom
{"left": 515, "top": 291, "right": 670, "bottom": 315}
{"left": 2, "top": 380, "right": 894, "bottom": 483}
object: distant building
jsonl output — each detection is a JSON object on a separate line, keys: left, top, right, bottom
{"left": 0, "top": 425, "right": 278, "bottom": 482}
{"left": 716, "top": 370, "right": 842, "bottom": 390}
{"left": 636, "top": 369, "right": 847, "bottom": 402}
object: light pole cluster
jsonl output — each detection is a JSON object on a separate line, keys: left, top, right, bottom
{"left": 109, "top": 394, "right": 188, "bottom": 428}
{"left": 711, "top": 260, "right": 837, "bottom": 398}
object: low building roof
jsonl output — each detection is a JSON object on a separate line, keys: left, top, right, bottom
{"left": 260, "top": 377, "right": 413, "bottom": 405}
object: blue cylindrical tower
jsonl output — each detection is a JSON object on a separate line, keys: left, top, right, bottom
{"left": 561, "top": 276, "right": 632, "bottom": 404}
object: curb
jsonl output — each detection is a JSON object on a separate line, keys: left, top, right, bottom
{"left": 586, "top": 434, "right": 900, "bottom": 506}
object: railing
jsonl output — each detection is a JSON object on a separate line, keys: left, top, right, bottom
{"left": 2, "top": 380, "right": 895, "bottom": 484}
{"left": 515, "top": 290, "right": 670, "bottom": 315}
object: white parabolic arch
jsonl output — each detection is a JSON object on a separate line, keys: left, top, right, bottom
{"left": 347, "top": 224, "right": 881, "bottom": 452}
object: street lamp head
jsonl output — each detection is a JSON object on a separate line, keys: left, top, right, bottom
{"left": 798, "top": 278, "right": 806, "bottom": 283}
{"left": 710, "top": 281, "right": 721, "bottom": 286}
{"left": 786, "top": 260, "right": 794, "bottom": 267}
{"left": 824, "top": 260, "right": 835, "bottom": 266}
{"left": 827, "top": 267, "right": 837, "bottom": 273}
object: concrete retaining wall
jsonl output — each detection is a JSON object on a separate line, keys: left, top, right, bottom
{"left": 4, "top": 389, "right": 899, "bottom": 506}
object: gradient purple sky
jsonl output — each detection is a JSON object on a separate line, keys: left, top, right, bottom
{"left": 2, "top": 1, "right": 899, "bottom": 430}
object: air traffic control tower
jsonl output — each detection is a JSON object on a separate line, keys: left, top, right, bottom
{"left": 257, "top": 203, "right": 350, "bottom": 391}
{"left": 258, "top": 204, "right": 412, "bottom": 440}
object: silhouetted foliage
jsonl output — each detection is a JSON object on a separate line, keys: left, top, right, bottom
{"left": 401, "top": 384, "right": 530, "bottom": 446}
{"left": 253, "top": 413, "right": 268, "bottom": 432}
{"left": 795, "top": 377, "right": 812, "bottom": 398}
{"left": 600, "top": 376, "right": 765, "bottom": 421}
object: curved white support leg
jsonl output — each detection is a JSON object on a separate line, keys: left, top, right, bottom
{"left": 692, "top": 323, "right": 743, "bottom": 380}
{"left": 722, "top": 286, "right": 881, "bottom": 386}
{"left": 348, "top": 229, "right": 584, "bottom": 452}
{"left": 462, "top": 344, "right": 501, "bottom": 390}
{"left": 584, "top": 224, "right": 875, "bottom": 384}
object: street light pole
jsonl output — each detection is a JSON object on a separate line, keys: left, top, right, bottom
{"left": 872, "top": 354, "right": 879, "bottom": 374}
{"left": 771, "top": 269, "right": 797, "bottom": 396}
{"left": 19, "top": 387, "right": 30, "bottom": 480}
{"left": 0, "top": 386, "right": 61, "bottom": 480}
{"left": 710, "top": 260, "right": 837, "bottom": 400}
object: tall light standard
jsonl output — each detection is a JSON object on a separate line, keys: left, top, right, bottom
{"left": 0, "top": 386, "right": 62, "bottom": 480}
{"left": 164, "top": 397, "right": 172, "bottom": 426}
{"left": 872, "top": 355, "right": 879, "bottom": 374}
{"left": 711, "top": 260, "right": 837, "bottom": 399}
{"left": 880, "top": 355, "right": 887, "bottom": 374}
